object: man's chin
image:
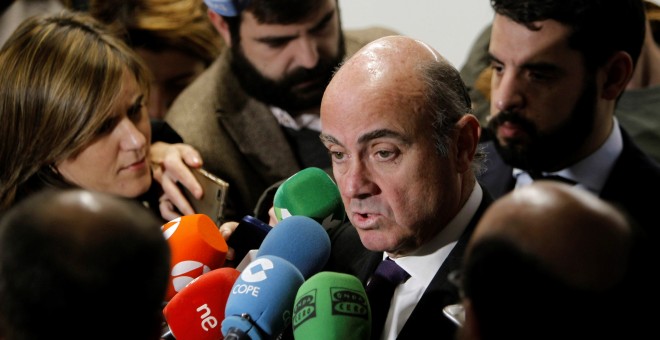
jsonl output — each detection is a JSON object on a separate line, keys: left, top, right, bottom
{"left": 356, "top": 229, "right": 393, "bottom": 252}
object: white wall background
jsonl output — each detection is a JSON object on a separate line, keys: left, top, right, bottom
{"left": 340, "top": 0, "right": 660, "bottom": 69}
{"left": 338, "top": 0, "right": 495, "bottom": 70}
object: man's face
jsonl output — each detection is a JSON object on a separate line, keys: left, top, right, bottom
{"left": 231, "top": 0, "right": 344, "bottom": 113}
{"left": 320, "top": 64, "right": 460, "bottom": 256}
{"left": 487, "top": 15, "right": 599, "bottom": 172}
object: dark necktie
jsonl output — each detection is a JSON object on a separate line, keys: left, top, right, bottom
{"left": 365, "top": 257, "right": 411, "bottom": 340}
{"left": 528, "top": 171, "right": 577, "bottom": 185}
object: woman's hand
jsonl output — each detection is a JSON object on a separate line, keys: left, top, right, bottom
{"left": 150, "top": 142, "right": 203, "bottom": 220}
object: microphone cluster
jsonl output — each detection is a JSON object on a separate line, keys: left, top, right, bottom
{"left": 161, "top": 167, "right": 371, "bottom": 340}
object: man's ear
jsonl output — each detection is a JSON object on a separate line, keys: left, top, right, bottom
{"left": 601, "top": 51, "right": 634, "bottom": 100}
{"left": 208, "top": 9, "right": 233, "bottom": 48}
{"left": 454, "top": 114, "right": 481, "bottom": 173}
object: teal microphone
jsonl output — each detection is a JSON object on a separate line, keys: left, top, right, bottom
{"left": 292, "top": 271, "right": 371, "bottom": 340}
{"left": 273, "top": 167, "right": 346, "bottom": 229}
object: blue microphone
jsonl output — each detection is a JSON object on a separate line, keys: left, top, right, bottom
{"left": 256, "top": 215, "right": 331, "bottom": 279}
{"left": 222, "top": 255, "right": 305, "bottom": 340}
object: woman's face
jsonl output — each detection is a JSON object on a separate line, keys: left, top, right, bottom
{"left": 56, "top": 72, "right": 153, "bottom": 198}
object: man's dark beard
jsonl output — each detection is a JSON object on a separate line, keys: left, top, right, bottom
{"left": 230, "top": 35, "right": 346, "bottom": 114}
{"left": 486, "top": 77, "right": 597, "bottom": 172}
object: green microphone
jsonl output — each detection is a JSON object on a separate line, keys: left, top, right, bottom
{"left": 292, "top": 271, "right": 371, "bottom": 340}
{"left": 273, "top": 167, "right": 346, "bottom": 229}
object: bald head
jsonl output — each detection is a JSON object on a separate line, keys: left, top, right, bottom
{"left": 324, "top": 35, "right": 448, "bottom": 108}
{"left": 469, "top": 181, "right": 631, "bottom": 290}
{"left": 0, "top": 189, "right": 170, "bottom": 339}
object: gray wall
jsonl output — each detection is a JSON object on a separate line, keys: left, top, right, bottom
{"left": 339, "top": 0, "right": 495, "bottom": 70}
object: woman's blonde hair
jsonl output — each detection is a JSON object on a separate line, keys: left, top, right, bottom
{"left": 0, "top": 10, "right": 151, "bottom": 212}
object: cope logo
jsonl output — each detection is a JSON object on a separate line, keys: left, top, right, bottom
{"left": 331, "top": 288, "right": 369, "bottom": 319}
{"left": 231, "top": 257, "right": 274, "bottom": 298}
{"left": 292, "top": 289, "right": 316, "bottom": 330}
{"left": 241, "top": 257, "right": 274, "bottom": 283}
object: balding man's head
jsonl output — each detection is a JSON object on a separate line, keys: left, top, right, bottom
{"left": 0, "top": 189, "right": 170, "bottom": 340}
{"left": 468, "top": 181, "right": 631, "bottom": 290}
{"left": 458, "top": 181, "right": 646, "bottom": 340}
{"left": 319, "top": 35, "right": 483, "bottom": 254}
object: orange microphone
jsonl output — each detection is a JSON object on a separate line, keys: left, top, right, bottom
{"left": 163, "top": 267, "right": 240, "bottom": 340}
{"left": 162, "top": 214, "right": 228, "bottom": 301}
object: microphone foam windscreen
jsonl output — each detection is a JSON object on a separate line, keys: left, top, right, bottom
{"left": 222, "top": 255, "right": 304, "bottom": 340}
{"left": 273, "top": 167, "right": 345, "bottom": 229}
{"left": 163, "top": 267, "right": 240, "bottom": 340}
{"left": 256, "top": 215, "right": 330, "bottom": 279}
{"left": 292, "top": 271, "right": 371, "bottom": 340}
{"left": 162, "top": 214, "right": 228, "bottom": 300}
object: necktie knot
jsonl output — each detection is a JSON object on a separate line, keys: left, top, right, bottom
{"left": 369, "top": 257, "right": 410, "bottom": 287}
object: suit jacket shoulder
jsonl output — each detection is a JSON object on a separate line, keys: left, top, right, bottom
{"left": 602, "top": 128, "right": 660, "bottom": 240}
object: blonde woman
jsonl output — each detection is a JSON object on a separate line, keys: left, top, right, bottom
{"left": 0, "top": 11, "right": 203, "bottom": 219}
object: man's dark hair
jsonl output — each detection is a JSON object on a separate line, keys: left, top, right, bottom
{"left": 223, "top": 0, "right": 339, "bottom": 46}
{"left": 0, "top": 189, "right": 170, "bottom": 339}
{"left": 491, "top": 0, "right": 646, "bottom": 72}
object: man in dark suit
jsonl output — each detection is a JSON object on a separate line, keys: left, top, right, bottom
{"left": 478, "top": 0, "right": 660, "bottom": 240}
{"left": 319, "top": 35, "right": 489, "bottom": 339}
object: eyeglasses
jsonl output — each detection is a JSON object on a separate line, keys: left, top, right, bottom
{"left": 443, "top": 270, "right": 465, "bottom": 327}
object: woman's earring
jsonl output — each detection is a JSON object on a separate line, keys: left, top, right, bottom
{"left": 49, "top": 163, "right": 59, "bottom": 175}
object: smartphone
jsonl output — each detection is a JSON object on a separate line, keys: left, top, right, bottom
{"left": 227, "top": 215, "right": 272, "bottom": 264}
{"left": 180, "top": 167, "right": 229, "bottom": 226}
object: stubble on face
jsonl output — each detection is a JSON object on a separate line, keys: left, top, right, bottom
{"left": 487, "top": 77, "right": 597, "bottom": 172}
{"left": 230, "top": 34, "right": 346, "bottom": 114}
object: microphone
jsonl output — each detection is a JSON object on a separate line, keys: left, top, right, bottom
{"left": 163, "top": 267, "right": 241, "bottom": 339}
{"left": 256, "top": 215, "right": 331, "bottom": 279}
{"left": 222, "top": 255, "right": 305, "bottom": 340}
{"left": 292, "top": 271, "right": 371, "bottom": 340}
{"left": 273, "top": 167, "right": 346, "bottom": 229}
{"left": 162, "top": 214, "right": 228, "bottom": 301}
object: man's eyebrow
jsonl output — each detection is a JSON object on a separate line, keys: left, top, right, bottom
{"left": 358, "top": 129, "right": 410, "bottom": 145}
{"left": 488, "top": 52, "right": 562, "bottom": 74}
{"left": 320, "top": 129, "right": 410, "bottom": 146}
{"left": 320, "top": 133, "right": 340, "bottom": 146}
{"left": 254, "top": 9, "right": 336, "bottom": 44}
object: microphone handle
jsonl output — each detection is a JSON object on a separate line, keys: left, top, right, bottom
{"left": 161, "top": 329, "right": 175, "bottom": 340}
{"left": 225, "top": 327, "right": 251, "bottom": 340}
